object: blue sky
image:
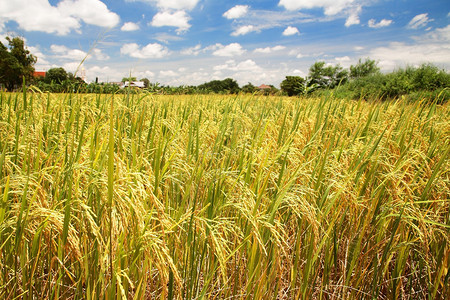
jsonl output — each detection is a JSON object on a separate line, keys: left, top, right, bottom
{"left": 1, "top": 0, "right": 449, "bottom": 86}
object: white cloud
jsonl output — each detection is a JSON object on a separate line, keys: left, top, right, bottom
{"left": 223, "top": 5, "right": 249, "bottom": 19}
{"left": 279, "top": 0, "right": 355, "bottom": 16}
{"left": 120, "top": 43, "right": 170, "bottom": 59}
{"left": 254, "top": 45, "right": 286, "bottom": 53}
{"left": 293, "top": 69, "right": 306, "bottom": 76}
{"left": 153, "top": 33, "right": 184, "bottom": 43}
{"left": 137, "top": 70, "right": 156, "bottom": 79}
{"left": 354, "top": 46, "right": 364, "bottom": 51}
{"left": 92, "top": 48, "right": 109, "bottom": 61}
{"left": 407, "top": 13, "right": 433, "bottom": 29}
{"left": 212, "top": 43, "right": 246, "bottom": 57}
{"left": 51, "top": 45, "right": 87, "bottom": 61}
{"left": 283, "top": 26, "right": 299, "bottom": 36}
{"left": 345, "top": 5, "right": 361, "bottom": 27}
{"left": 231, "top": 25, "right": 257, "bottom": 36}
{"left": 0, "top": 0, "right": 119, "bottom": 35}
{"left": 334, "top": 55, "right": 352, "bottom": 67}
{"left": 58, "top": 0, "right": 120, "bottom": 28}
{"left": 368, "top": 19, "right": 393, "bottom": 28}
{"left": 160, "top": 70, "right": 178, "bottom": 77}
{"left": 140, "top": 0, "right": 200, "bottom": 11}
{"left": 50, "top": 45, "right": 108, "bottom": 62}
{"left": 369, "top": 26, "right": 450, "bottom": 70}
{"left": 181, "top": 44, "right": 202, "bottom": 56}
{"left": 335, "top": 56, "right": 350, "bottom": 62}
{"left": 85, "top": 65, "right": 118, "bottom": 82}
{"left": 121, "top": 22, "right": 139, "bottom": 31}
{"left": 413, "top": 24, "right": 449, "bottom": 44}
{"left": 151, "top": 10, "right": 191, "bottom": 33}
{"left": 214, "top": 59, "right": 263, "bottom": 73}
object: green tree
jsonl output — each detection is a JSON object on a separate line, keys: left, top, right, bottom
{"left": 122, "top": 76, "right": 137, "bottom": 82}
{"left": 198, "top": 78, "right": 240, "bottom": 94}
{"left": 350, "top": 58, "right": 380, "bottom": 79}
{"left": 280, "top": 76, "right": 305, "bottom": 96}
{"left": 140, "top": 78, "right": 150, "bottom": 88}
{"left": 45, "top": 67, "right": 68, "bottom": 84}
{"left": 308, "top": 61, "right": 348, "bottom": 90}
{"left": 241, "top": 82, "right": 257, "bottom": 93}
{"left": 0, "top": 36, "right": 36, "bottom": 91}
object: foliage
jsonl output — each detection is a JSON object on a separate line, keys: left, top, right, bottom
{"left": 350, "top": 58, "right": 380, "bottom": 79}
{"left": 241, "top": 82, "right": 258, "bottom": 94}
{"left": 0, "top": 92, "right": 448, "bottom": 299}
{"left": 122, "top": 76, "right": 137, "bottom": 82}
{"left": 308, "top": 61, "right": 348, "bottom": 90}
{"left": 198, "top": 78, "right": 240, "bottom": 94}
{"left": 140, "top": 78, "right": 150, "bottom": 88}
{"left": 280, "top": 76, "right": 305, "bottom": 96}
{"left": 343, "top": 64, "right": 450, "bottom": 102}
{"left": 0, "top": 37, "right": 36, "bottom": 91}
{"left": 45, "top": 67, "right": 68, "bottom": 84}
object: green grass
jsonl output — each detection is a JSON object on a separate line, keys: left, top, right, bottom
{"left": 0, "top": 91, "right": 448, "bottom": 299}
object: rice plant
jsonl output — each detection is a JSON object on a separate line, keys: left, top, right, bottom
{"left": 0, "top": 91, "right": 448, "bottom": 299}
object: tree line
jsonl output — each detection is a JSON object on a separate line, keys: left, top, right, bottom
{"left": 1, "top": 36, "right": 448, "bottom": 102}
{"left": 281, "top": 59, "right": 449, "bottom": 102}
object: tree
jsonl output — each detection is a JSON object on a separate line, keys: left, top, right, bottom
{"left": 308, "top": 61, "right": 348, "bottom": 90}
{"left": 350, "top": 58, "right": 380, "bottom": 79}
{"left": 198, "top": 78, "right": 240, "bottom": 94}
{"left": 140, "top": 78, "right": 150, "bottom": 88}
{"left": 281, "top": 76, "right": 305, "bottom": 96}
{"left": 45, "top": 67, "right": 68, "bottom": 84}
{"left": 242, "top": 82, "right": 257, "bottom": 93}
{"left": 122, "top": 76, "right": 137, "bottom": 82}
{"left": 0, "top": 37, "right": 36, "bottom": 91}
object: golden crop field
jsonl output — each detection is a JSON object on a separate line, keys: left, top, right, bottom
{"left": 0, "top": 92, "right": 448, "bottom": 299}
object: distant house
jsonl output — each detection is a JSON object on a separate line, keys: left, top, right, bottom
{"left": 33, "top": 71, "right": 46, "bottom": 78}
{"left": 121, "top": 81, "right": 145, "bottom": 88}
{"left": 258, "top": 84, "right": 271, "bottom": 90}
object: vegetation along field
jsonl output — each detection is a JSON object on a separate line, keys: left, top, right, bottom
{"left": 0, "top": 91, "right": 449, "bottom": 299}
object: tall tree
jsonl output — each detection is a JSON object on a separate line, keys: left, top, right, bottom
{"left": 45, "top": 67, "right": 68, "bottom": 84}
{"left": 140, "top": 78, "right": 150, "bottom": 88}
{"left": 350, "top": 58, "right": 380, "bottom": 79}
{"left": 308, "top": 61, "right": 348, "bottom": 90}
{"left": 281, "top": 76, "right": 305, "bottom": 96}
{"left": 0, "top": 37, "right": 36, "bottom": 91}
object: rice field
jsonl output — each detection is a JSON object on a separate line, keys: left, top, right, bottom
{"left": 0, "top": 91, "right": 448, "bottom": 299}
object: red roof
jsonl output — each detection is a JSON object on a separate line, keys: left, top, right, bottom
{"left": 33, "top": 71, "right": 46, "bottom": 77}
{"left": 258, "top": 84, "right": 271, "bottom": 89}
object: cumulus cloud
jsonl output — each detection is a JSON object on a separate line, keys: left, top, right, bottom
{"left": 49, "top": 44, "right": 109, "bottom": 61}
{"left": 211, "top": 43, "right": 246, "bottom": 57}
{"left": 92, "top": 48, "right": 110, "bottom": 61}
{"left": 368, "top": 19, "right": 393, "bottom": 28}
{"left": 369, "top": 25, "right": 450, "bottom": 70}
{"left": 223, "top": 5, "right": 249, "bottom": 19}
{"left": 0, "top": 0, "right": 119, "bottom": 35}
{"left": 279, "top": 0, "right": 355, "bottom": 16}
{"left": 231, "top": 25, "right": 257, "bottom": 36}
{"left": 345, "top": 6, "right": 361, "bottom": 27}
{"left": 407, "top": 13, "right": 433, "bottom": 29}
{"left": 58, "top": 0, "right": 120, "bottom": 27}
{"left": 139, "top": 0, "right": 200, "bottom": 11}
{"left": 160, "top": 70, "right": 178, "bottom": 77}
{"left": 121, "top": 22, "right": 139, "bottom": 31}
{"left": 214, "top": 59, "right": 262, "bottom": 72}
{"left": 120, "top": 43, "right": 170, "bottom": 59}
{"left": 282, "top": 26, "right": 299, "bottom": 36}
{"left": 254, "top": 45, "right": 286, "bottom": 53}
{"left": 180, "top": 44, "right": 202, "bottom": 56}
{"left": 151, "top": 10, "right": 191, "bottom": 33}
{"left": 51, "top": 45, "right": 88, "bottom": 61}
